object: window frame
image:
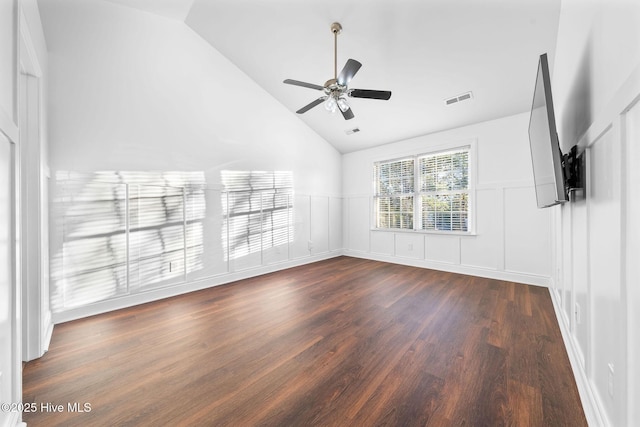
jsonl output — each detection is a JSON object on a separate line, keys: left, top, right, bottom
{"left": 372, "top": 156, "right": 416, "bottom": 230}
{"left": 221, "top": 171, "right": 294, "bottom": 261}
{"left": 372, "top": 140, "right": 476, "bottom": 235}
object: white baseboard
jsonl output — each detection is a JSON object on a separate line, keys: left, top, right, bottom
{"left": 343, "top": 250, "right": 550, "bottom": 287}
{"left": 3, "top": 411, "right": 22, "bottom": 427}
{"left": 548, "top": 288, "right": 609, "bottom": 427}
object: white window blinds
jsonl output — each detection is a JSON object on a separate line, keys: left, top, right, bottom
{"left": 419, "top": 149, "right": 469, "bottom": 232}
{"left": 373, "top": 158, "right": 414, "bottom": 230}
{"left": 221, "top": 171, "right": 293, "bottom": 261}
{"left": 373, "top": 146, "right": 471, "bottom": 232}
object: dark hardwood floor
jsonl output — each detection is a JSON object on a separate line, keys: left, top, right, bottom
{"left": 22, "top": 256, "right": 587, "bottom": 426}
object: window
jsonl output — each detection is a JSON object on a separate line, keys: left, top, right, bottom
{"left": 419, "top": 149, "right": 469, "bottom": 232}
{"left": 221, "top": 171, "right": 293, "bottom": 261}
{"left": 373, "top": 158, "right": 415, "bottom": 229}
{"left": 54, "top": 171, "right": 206, "bottom": 311}
{"left": 374, "top": 146, "right": 471, "bottom": 233}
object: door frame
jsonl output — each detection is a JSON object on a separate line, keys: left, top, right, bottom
{"left": 0, "top": 112, "right": 22, "bottom": 427}
{"left": 18, "top": 6, "right": 52, "bottom": 362}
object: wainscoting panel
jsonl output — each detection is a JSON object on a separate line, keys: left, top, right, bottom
{"left": 346, "top": 196, "right": 371, "bottom": 253}
{"left": 551, "top": 62, "right": 640, "bottom": 427}
{"left": 424, "top": 234, "right": 458, "bottom": 264}
{"left": 329, "top": 197, "right": 343, "bottom": 252}
{"left": 370, "top": 231, "right": 394, "bottom": 256}
{"left": 395, "top": 232, "right": 425, "bottom": 260}
{"left": 503, "top": 186, "right": 551, "bottom": 276}
{"left": 460, "top": 188, "right": 499, "bottom": 270}
{"left": 310, "top": 196, "right": 329, "bottom": 255}
{"left": 344, "top": 183, "right": 551, "bottom": 287}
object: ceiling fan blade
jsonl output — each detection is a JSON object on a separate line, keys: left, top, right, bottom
{"left": 283, "top": 79, "right": 324, "bottom": 91}
{"left": 348, "top": 89, "right": 392, "bottom": 100}
{"left": 340, "top": 106, "right": 354, "bottom": 120}
{"left": 296, "top": 97, "right": 326, "bottom": 114}
{"left": 337, "top": 59, "right": 362, "bottom": 86}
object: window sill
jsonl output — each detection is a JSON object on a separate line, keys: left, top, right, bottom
{"left": 371, "top": 228, "right": 477, "bottom": 237}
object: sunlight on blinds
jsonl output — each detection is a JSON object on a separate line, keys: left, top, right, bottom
{"left": 221, "top": 171, "right": 293, "bottom": 261}
{"left": 374, "top": 158, "right": 414, "bottom": 229}
{"left": 52, "top": 171, "right": 206, "bottom": 312}
{"left": 373, "top": 147, "right": 471, "bottom": 232}
{"left": 419, "top": 149, "right": 469, "bottom": 232}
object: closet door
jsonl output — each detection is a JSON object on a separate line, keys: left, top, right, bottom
{"left": 0, "top": 132, "right": 17, "bottom": 424}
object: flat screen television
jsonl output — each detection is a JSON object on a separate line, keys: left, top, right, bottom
{"left": 528, "top": 53, "right": 568, "bottom": 208}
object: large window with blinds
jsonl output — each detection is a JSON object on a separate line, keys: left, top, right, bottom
{"left": 221, "top": 171, "right": 293, "bottom": 261}
{"left": 373, "top": 158, "right": 415, "bottom": 230}
{"left": 374, "top": 146, "right": 472, "bottom": 233}
{"left": 53, "top": 171, "right": 206, "bottom": 312}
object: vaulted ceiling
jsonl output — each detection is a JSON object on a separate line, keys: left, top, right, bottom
{"left": 88, "top": 0, "right": 562, "bottom": 153}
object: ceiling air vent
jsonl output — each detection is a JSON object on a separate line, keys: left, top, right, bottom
{"left": 445, "top": 91, "right": 473, "bottom": 106}
{"left": 345, "top": 128, "right": 360, "bottom": 135}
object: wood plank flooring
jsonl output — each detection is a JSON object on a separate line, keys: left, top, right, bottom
{"left": 22, "top": 256, "right": 586, "bottom": 426}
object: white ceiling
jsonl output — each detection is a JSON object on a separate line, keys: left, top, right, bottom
{"left": 102, "top": 0, "right": 195, "bottom": 21}
{"left": 69, "top": 0, "right": 563, "bottom": 153}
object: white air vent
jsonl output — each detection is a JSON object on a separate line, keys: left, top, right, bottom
{"left": 445, "top": 91, "right": 473, "bottom": 106}
{"left": 345, "top": 128, "right": 360, "bottom": 135}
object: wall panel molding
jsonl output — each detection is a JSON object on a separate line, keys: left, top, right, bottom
{"left": 343, "top": 174, "right": 551, "bottom": 288}
{"left": 549, "top": 288, "right": 608, "bottom": 427}
{"left": 344, "top": 250, "right": 549, "bottom": 287}
{"left": 557, "top": 60, "right": 640, "bottom": 427}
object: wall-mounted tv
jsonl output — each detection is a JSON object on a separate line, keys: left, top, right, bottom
{"left": 528, "top": 53, "right": 568, "bottom": 208}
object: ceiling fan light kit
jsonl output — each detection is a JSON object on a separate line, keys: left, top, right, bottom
{"left": 283, "top": 22, "right": 392, "bottom": 121}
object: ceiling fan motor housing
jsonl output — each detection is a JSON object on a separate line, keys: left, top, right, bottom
{"left": 324, "top": 79, "right": 347, "bottom": 94}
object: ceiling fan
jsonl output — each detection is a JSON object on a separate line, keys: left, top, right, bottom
{"left": 283, "top": 22, "right": 392, "bottom": 121}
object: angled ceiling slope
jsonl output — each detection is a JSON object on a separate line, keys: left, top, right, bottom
{"left": 101, "top": 0, "right": 195, "bottom": 21}
{"left": 95, "top": 0, "right": 562, "bottom": 154}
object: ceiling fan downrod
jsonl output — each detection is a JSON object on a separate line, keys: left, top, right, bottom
{"left": 331, "top": 22, "right": 342, "bottom": 81}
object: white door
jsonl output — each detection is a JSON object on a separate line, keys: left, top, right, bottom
{"left": 0, "top": 131, "right": 18, "bottom": 426}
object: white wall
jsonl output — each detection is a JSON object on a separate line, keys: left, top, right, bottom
{"left": 342, "top": 112, "right": 552, "bottom": 285}
{"left": 551, "top": 0, "right": 640, "bottom": 425}
{"left": 39, "top": 0, "right": 343, "bottom": 322}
